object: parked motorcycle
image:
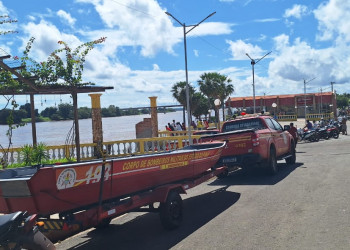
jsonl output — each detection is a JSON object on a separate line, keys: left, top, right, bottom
{"left": 315, "top": 126, "right": 329, "bottom": 140}
{"left": 327, "top": 124, "right": 339, "bottom": 139}
{"left": 0, "top": 211, "right": 55, "bottom": 250}
{"left": 298, "top": 128, "right": 320, "bottom": 142}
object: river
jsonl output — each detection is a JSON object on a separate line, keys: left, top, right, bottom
{"left": 0, "top": 111, "right": 186, "bottom": 147}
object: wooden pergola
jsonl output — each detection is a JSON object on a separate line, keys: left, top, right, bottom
{"left": 0, "top": 54, "right": 113, "bottom": 162}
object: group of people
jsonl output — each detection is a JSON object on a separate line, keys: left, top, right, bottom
{"left": 165, "top": 120, "right": 186, "bottom": 132}
{"left": 165, "top": 119, "right": 211, "bottom": 132}
{"left": 191, "top": 119, "right": 209, "bottom": 130}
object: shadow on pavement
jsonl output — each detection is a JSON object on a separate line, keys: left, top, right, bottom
{"left": 64, "top": 187, "right": 240, "bottom": 250}
{"left": 211, "top": 162, "right": 303, "bottom": 186}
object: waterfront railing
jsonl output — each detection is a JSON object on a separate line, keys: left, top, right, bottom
{"left": 1, "top": 135, "right": 202, "bottom": 165}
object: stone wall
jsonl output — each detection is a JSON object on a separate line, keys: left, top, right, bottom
{"left": 136, "top": 118, "right": 152, "bottom": 138}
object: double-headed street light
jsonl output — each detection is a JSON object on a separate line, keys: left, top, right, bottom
{"left": 165, "top": 11, "right": 216, "bottom": 144}
{"left": 246, "top": 51, "right": 271, "bottom": 113}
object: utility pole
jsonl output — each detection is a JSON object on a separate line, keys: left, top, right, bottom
{"left": 320, "top": 87, "right": 323, "bottom": 114}
{"left": 246, "top": 51, "right": 271, "bottom": 113}
{"left": 304, "top": 77, "right": 316, "bottom": 123}
{"left": 166, "top": 11, "right": 216, "bottom": 144}
{"left": 330, "top": 81, "right": 335, "bottom": 92}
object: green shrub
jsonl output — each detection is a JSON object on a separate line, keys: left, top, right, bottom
{"left": 20, "top": 144, "right": 34, "bottom": 165}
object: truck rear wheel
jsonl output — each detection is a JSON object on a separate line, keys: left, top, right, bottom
{"left": 159, "top": 191, "right": 183, "bottom": 230}
{"left": 267, "top": 147, "right": 278, "bottom": 175}
{"left": 286, "top": 142, "right": 296, "bottom": 165}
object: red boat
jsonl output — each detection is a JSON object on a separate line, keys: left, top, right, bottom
{"left": 0, "top": 141, "right": 225, "bottom": 216}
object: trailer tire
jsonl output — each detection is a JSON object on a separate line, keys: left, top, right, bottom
{"left": 159, "top": 191, "right": 183, "bottom": 230}
{"left": 217, "top": 168, "right": 229, "bottom": 179}
{"left": 94, "top": 218, "right": 112, "bottom": 229}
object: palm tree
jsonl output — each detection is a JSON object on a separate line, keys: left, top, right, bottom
{"left": 198, "top": 72, "right": 234, "bottom": 122}
{"left": 171, "top": 81, "right": 195, "bottom": 109}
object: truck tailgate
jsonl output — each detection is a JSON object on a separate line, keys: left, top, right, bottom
{"left": 200, "top": 129, "right": 256, "bottom": 157}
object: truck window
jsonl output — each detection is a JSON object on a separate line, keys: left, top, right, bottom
{"left": 222, "top": 118, "right": 266, "bottom": 132}
{"left": 270, "top": 119, "right": 283, "bottom": 131}
{"left": 265, "top": 118, "right": 275, "bottom": 130}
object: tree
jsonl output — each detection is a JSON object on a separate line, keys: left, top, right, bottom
{"left": 171, "top": 81, "right": 195, "bottom": 110}
{"left": 19, "top": 103, "right": 38, "bottom": 118}
{"left": 40, "top": 107, "right": 58, "bottom": 118}
{"left": 58, "top": 103, "right": 73, "bottom": 120}
{"left": 192, "top": 93, "right": 210, "bottom": 119}
{"left": 78, "top": 107, "right": 91, "bottom": 119}
{"left": 198, "top": 72, "right": 234, "bottom": 121}
{"left": 336, "top": 93, "right": 349, "bottom": 109}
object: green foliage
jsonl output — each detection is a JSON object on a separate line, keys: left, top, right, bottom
{"left": 20, "top": 144, "right": 34, "bottom": 165}
{"left": 78, "top": 107, "right": 92, "bottom": 119}
{"left": 33, "top": 143, "right": 50, "bottom": 164}
{"left": 58, "top": 103, "right": 73, "bottom": 119}
{"left": 21, "top": 37, "right": 107, "bottom": 87}
{"left": 336, "top": 93, "right": 349, "bottom": 109}
{"left": 19, "top": 103, "right": 39, "bottom": 118}
{"left": 0, "top": 15, "right": 18, "bottom": 36}
{"left": 7, "top": 158, "right": 73, "bottom": 169}
{"left": 171, "top": 81, "right": 195, "bottom": 109}
{"left": 198, "top": 72, "right": 234, "bottom": 108}
{"left": 20, "top": 143, "right": 50, "bottom": 165}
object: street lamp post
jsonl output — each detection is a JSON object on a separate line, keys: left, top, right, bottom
{"left": 303, "top": 77, "right": 316, "bottom": 123}
{"left": 246, "top": 51, "right": 271, "bottom": 113}
{"left": 166, "top": 11, "right": 216, "bottom": 144}
{"left": 214, "top": 99, "right": 221, "bottom": 129}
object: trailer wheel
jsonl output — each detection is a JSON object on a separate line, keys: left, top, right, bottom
{"left": 266, "top": 147, "right": 278, "bottom": 175}
{"left": 159, "top": 191, "right": 183, "bottom": 230}
{"left": 217, "top": 168, "right": 229, "bottom": 179}
{"left": 94, "top": 218, "right": 112, "bottom": 229}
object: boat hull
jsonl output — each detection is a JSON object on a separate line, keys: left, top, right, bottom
{"left": 0, "top": 142, "right": 224, "bottom": 215}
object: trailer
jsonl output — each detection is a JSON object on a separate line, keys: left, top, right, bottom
{"left": 0, "top": 142, "right": 227, "bottom": 242}
{"left": 38, "top": 166, "right": 227, "bottom": 241}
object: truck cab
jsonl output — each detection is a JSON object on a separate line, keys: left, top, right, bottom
{"left": 201, "top": 115, "right": 296, "bottom": 175}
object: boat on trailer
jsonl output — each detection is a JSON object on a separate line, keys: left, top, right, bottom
{"left": 0, "top": 141, "right": 225, "bottom": 216}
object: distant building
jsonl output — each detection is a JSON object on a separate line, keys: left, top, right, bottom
{"left": 226, "top": 91, "right": 337, "bottom": 118}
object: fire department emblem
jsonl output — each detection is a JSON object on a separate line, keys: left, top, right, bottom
{"left": 57, "top": 168, "right": 77, "bottom": 190}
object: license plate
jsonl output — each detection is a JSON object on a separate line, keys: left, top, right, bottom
{"left": 222, "top": 157, "right": 237, "bottom": 163}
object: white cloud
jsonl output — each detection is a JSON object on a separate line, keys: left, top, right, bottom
{"left": 152, "top": 64, "right": 160, "bottom": 71}
{"left": 284, "top": 4, "right": 308, "bottom": 19}
{"left": 314, "top": 0, "right": 350, "bottom": 42}
{"left": 253, "top": 18, "right": 280, "bottom": 23}
{"left": 268, "top": 34, "right": 350, "bottom": 94}
{"left": 19, "top": 20, "right": 81, "bottom": 61}
{"left": 193, "top": 49, "right": 199, "bottom": 57}
{"left": 226, "top": 39, "right": 266, "bottom": 60}
{"left": 57, "top": 10, "right": 76, "bottom": 26}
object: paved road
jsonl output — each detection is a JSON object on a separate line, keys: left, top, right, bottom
{"left": 56, "top": 134, "right": 350, "bottom": 250}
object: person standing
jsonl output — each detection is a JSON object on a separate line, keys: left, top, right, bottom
{"left": 288, "top": 122, "right": 298, "bottom": 148}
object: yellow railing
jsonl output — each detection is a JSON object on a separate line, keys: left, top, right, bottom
{"left": 276, "top": 115, "right": 298, "bottom": 121}
{"left": 0, "top": 135, "right": 202, "bottom": 165}
{"left": 306, "top": 113, "right": 333, "bottom": 121}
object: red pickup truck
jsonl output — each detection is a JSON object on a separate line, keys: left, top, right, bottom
{"left": 200, "top": 115, "right": 296, "bottom": 175}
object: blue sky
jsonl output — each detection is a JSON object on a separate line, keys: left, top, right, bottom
{"left": 0, "top": 0, "right": 349, "bottom": 110}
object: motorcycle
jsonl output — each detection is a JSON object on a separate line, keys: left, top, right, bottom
{"left": 0, "top": 211, "right": 55, "bottom": 250}
{"left": 315, "top": 126, "right": 329, "bottom": 140}
{"left": 327, "top": 124, "right": 339, "bottom": 139}
{"left": 298, "top": 128, "right": 319, "bottom": 142}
